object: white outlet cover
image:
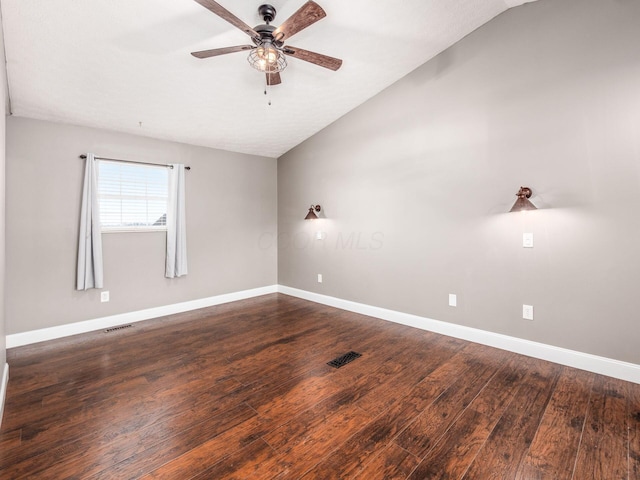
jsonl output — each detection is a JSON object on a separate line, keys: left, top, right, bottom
{"left": 523, "top": 304, "right": 534, "bottom": 320}
{"left": 449, "top": 294, "right": 457, "bottom": 307}
{"left": 317, "top": 274, "right": 323, "bottom": 283}
{"left": 523, "top": 233, "right": 534, "bottom": 248}
{"left": 101, "top": 291, "right": 110, "bottom": 302}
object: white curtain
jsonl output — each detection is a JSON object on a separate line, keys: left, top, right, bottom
{"left": 166, "top": 164, "right": 188, "bottom": 278}
{"left": 77, "top": 153, "right": 104, "bottom": 290}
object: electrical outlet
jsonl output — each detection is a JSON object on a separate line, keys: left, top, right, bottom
{"left": 317, "top": 274, "right": 323, "bottom": 283}
{"left": 522, "top": 304, "right": 534, "bottom": 320}
{"left": 523, "top": 233, "right": 534, "bottom": 248}
{"left": 101, "top": 291, "right": 110, "bottom": 303}
{"left": 449, "top": 294, "right": 457, "bottom": 307}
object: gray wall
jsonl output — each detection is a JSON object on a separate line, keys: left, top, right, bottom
{"left": 0, "top": 14, "right": 7, "bottom": 367}
{"left": 6, "top": 117, "right": 277, "bottom": 334}
{"left": 278, "top": 0, "right": 640, "bottom": 364}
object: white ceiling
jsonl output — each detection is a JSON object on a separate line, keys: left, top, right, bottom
{"left": 0, "top": 0, "right": 538, "bottom": 158}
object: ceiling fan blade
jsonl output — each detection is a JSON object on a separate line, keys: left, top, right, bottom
{"left": 266, "top": 72, "right": 282, "bottom": 86}
{"left": 273, "top": 1, "right": 326, "bottom": 41}
{"left": 284, "top": 46, "right": 342, "bottom": 71}
{"left": 193, "top": 0, "right": 260, "bottom": 39}
{"left": 191, "top": 45, "right": 254, "bottom": 59}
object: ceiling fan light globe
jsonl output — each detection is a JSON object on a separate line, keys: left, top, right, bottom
{"left": 248, "top": 45, "right": 287, "bottom": 73}
{"left": 257, "top": 44, "right": 279, "bottom": 64}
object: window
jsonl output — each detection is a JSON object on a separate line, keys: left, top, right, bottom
{"left": 97, "top": 160, "right": 169, "bottom": 232}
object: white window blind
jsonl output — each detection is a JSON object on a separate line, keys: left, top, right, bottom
{"left": 97, "top": 160, "right": 169, "bottom": 231}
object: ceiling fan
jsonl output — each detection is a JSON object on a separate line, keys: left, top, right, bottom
{"left": 191, "top": 0, "right": 342, "bottom": 86}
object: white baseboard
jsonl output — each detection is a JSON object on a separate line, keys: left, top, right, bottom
{"left": 0, "top": 363, "right": 8, "bottom": 428}
{"left": 277, "top": 285, "right": 640, "bottom": 384}
{"left": 6, "top": 285, "right": 278, "bottom": 348}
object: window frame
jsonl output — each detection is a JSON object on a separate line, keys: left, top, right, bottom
{"left": 96, "top": 159, "right": 169, "bottom": 233}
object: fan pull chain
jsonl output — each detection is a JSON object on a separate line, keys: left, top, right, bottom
{"left": 264, "top": 78, "right": 272, "bottom": 106}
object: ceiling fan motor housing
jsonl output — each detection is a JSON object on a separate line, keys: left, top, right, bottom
{"left": 252, "top": 5, "right": 283, "bottom": 47}
{"left": 252, "top": 23, "right": 284, "bottom": 47}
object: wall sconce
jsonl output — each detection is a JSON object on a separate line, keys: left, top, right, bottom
{"left": 305, "top": 205, "right": 321, "bottom": 220}
{"left": 510, "top": 187, "right": 537, "bottom": 212}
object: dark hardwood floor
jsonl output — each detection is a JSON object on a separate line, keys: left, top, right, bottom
{"left": 1, "top": 293, "right": 638, "bottom": 479}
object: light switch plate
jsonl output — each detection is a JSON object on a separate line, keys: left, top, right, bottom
{"left": 449, "top": 294, "right": 457, "bottom": 307}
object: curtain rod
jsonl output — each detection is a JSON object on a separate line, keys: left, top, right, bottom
{"left": 79, "top": 154, "right": 191, "bottom": 170}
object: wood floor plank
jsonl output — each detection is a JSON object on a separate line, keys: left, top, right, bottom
{"left": 244, "top": 367, "right": 342, "bottom": 424}
{"left": 41, "top": 374, "right": 152, "bottom": 407}
{"left": 516, "top": 367, "right": 594, "bottom": 480}
{"left": 3, "top": 400, "right": 257, "bottom": 479}
{"left": 631, "top": 381, "right": 640, "bottom": 480}
{"left": 189, "top": 438, "right": 277, "bottom": 480}
{"left": 1, "top": 373, "right": 242, "bottom": 467}
{"left": 262, "top": 385, "right": 375, "bottom": 454}
{"left": 3, "top": 401, "right": 256, "bottom": 479}
{"left": 353, "top": 443, "right": 421, "bottom": 480}
{"left": 107, "top": 407, "right": 266, "bottom": 479}
{"left": 0, "top": 428, "right": 21, "bottom": 451}
{"left": 462, "top": 358, "right": 561, "bottom": 480}
{"left": 572, "top": 375, "right": 628, "bottom": 480}
{"left": 298, "top": 348, "right": 478, "bottom": 479}
{"left": 0, "top": 294, "right": 633, "bottom": 479}
{"left": 258, "top": 397, "right": 374, "bottom": 479}
{"left": 408, "top": 407, "right": 494, "bottom": 480}
{"left": 394, "top": 350, "right": 506, "bottom": 458}
{"left": 406, "top": 355, "right": 528, "bottom": 479}
{"left": 353, "top": 335, "right": 466, "bottom": 416}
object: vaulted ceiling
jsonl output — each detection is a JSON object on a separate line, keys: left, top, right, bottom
{"left": 0, "top": 0, "right": 537, "bottom": 157}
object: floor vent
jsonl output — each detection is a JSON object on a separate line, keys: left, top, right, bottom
{"left": 327, "top": 351, "right": 362, "bottom": 369}
{"left": 105, "top": 324, "right": 133, "bottom": 333}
